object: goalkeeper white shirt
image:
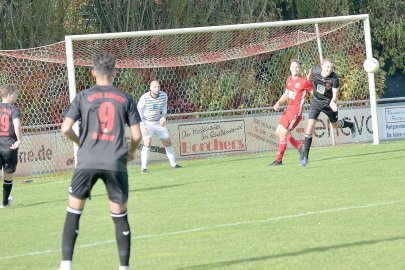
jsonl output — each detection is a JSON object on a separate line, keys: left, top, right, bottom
{"left": 137, "top": 91, "right": 168, "bottom": 123}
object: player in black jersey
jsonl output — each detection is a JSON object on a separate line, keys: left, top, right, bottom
{"left": 301, "top": 58, "right": 356, "bottom": 166}
{"left": 59, "top": 53, "right": 142, "bottom": 270}
{"left": 0, "top": 85, "right": 22, "bottom": 208}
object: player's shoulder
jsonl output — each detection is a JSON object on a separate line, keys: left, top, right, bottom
{"left": 297, "top": 75, "right": 309, "bottom": 81}
{"left": 159, "top": 91, "right": 168, "bottom": 98}
{"left": 0, "top": 102, "right": 20, "bottom": 111}
{"left": 330, "top": 71, "right": 339, "bottom": 80}
{"left": 312, "top": 66, "right": 322, "bottom": 75}
{"left": 139, "top": 91, "right": 149, "bottom": 99}
{"left": 11, "top": 103, "right": 21, "bottom": 111}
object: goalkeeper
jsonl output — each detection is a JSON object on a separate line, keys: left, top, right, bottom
{"left": 137, "top": 80, "right": 181, "bottom": 173}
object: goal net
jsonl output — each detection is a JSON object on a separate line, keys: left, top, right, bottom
{"left": 0, "top": 15, "right": 378, "bottom": 180}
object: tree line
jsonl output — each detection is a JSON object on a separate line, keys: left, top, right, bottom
{"left": 0, "top": 0, "right": 403, "bottom": 75}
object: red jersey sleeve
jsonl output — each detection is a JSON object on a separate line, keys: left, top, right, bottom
{"left": 302, "top": 77, "right": 313, "bottom": 92}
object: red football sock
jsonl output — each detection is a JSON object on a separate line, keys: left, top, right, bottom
{"left": 287, "top": 134, "right": 300, "bottom": 149}
{"left": 276, "top": 140, "right": 287, "bottom": 162}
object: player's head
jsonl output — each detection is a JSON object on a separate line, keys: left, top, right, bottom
{"left": 149, "top": 80, "right": 161, "bottom": 97}
{"left": 0, "top": 84, "right": 18, "bottom": 103}
{"left": 321, "top": 58, "right": 335, "bottom": 77}
{"left": 92, "top": 53, "right": 116, "bottom": 77}
{"left": 289, "top": 59, "right": 301, "bottom": 77}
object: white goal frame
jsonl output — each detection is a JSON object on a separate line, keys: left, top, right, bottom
{"left": 65, "top": 14, "right": 380, "bottom": 156}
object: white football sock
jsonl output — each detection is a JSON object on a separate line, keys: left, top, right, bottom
{"left": 165, "top": 145, "right": 177, "bottom": 167}
{"left": 141, "top": 146, "right": 150, "bottom": 169}
{"left": 59, "top": 260, "right": 72, "bottom": 270}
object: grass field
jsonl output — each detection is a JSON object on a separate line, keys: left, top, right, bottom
{"left": 1, "top": 140, "right": 405, "bottom": 270}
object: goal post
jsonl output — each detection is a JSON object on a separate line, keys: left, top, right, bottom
{"left": 0, "top": 14, "right": 380, "bottom": 178}
{"left": 65, "top": 14, "right": 379, "bottom": 160}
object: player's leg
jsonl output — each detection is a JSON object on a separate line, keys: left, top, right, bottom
{"left": 104, "top": 170, "right": 131, "bottom": 269}
{"left": 160, "top": 137, "right": 180, "bottom": 168}
{"left": 270, "top": 124, "right": 288, "bottom": 166}
{"left": 140, "top": 136, "right": 151, "bottom": 173}
{"left": 323, "top": 106, "right": 356, "bottom": 138}
{"left": 140, "top": 123, "right": 153, "bottom": 173}
{"left": 61, "top": 195, "right": 86, "bottom": 269}
{"left": 287, "top": 133, "right": 301, "bottom": 150}
{"left": 285, "top": 115, "right": 303, "bottom": 154}
{"left": 2, "top": 173, "right": 13, "bottom": 208}
{"left": 60, "top": 169, "right": 97, "bottom": 270}
{"left": 302, "top": 102, "right": 321, "bottom": 166}
{"left": 1, "top": 150, "right": 18, "bottom": 208}
{"left": 302, "top": 119, "right": 316, "bottom": 164}
{"left": 157, "top": 126, "right": 180, "bottom": 168}
{"left": 110, "top": 204, "right": 131, "bottom": 269}
{"left": 331, "top": 117, "right": 356, "bottom": 138}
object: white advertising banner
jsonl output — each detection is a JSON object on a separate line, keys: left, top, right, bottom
{"left": 381, "top": 106, "right": 405, "bottom": 140}
{"left": 14, "top": 102, "right": 404, "bottom": 177}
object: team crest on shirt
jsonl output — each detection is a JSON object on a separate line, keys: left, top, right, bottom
{"left": 325, "top": 83, "right": 331, "bottom": 88}
{"left": 295, "top": 82, "right": 301, "bottom": 89}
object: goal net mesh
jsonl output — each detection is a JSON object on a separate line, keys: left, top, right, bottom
{"left": 0, "top": 19, "right": 373, "bottom": 180}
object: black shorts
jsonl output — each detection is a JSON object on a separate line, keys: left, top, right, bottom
{"left": 308, "top": 98, "right": 338, "bottom": 123}
{"left": 0, "top": 149, "right": 18, "bottom": 173}
{"left": 69, "top": 169, "right": 129, "bottom": 204}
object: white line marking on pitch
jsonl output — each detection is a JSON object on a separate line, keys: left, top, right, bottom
{"left": 1, "top": 199, "right": 403, "bottom": 261}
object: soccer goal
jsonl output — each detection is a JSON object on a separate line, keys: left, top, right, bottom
{"left": 0, "top": 14, "right": 379, "bottom": 177}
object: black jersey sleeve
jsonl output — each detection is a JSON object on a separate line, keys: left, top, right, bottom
{"left": 126, "top": 94, "right": 141, "bottom": 126}
{"left": 63, "top": 94, "right": 82, "bottom": 122}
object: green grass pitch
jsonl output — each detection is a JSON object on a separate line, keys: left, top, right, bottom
{"left": 1, "top": 140, "right": 405, "bottom": 269}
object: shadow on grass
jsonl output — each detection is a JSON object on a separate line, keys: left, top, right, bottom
{"left": 130, "top": 181, "right": 210, "bottom": 193}
{"left": 16, "top": 182, "right": 197, "bottom": 208}
{"left": 317, "top": 148, "right": 405, "bottom": 162}
{"left": 175, "top": 235, "right": 405, "bottom": 269}
{"left": 15, "top": 179, "right": 209, "bottom": 209}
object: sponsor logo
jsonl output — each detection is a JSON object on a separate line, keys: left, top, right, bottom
{"left": 179, "top": 120, "right": 246, "bottom": 156}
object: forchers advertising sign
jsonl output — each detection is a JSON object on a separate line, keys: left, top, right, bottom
{"left": 178, "top": 120, "right": 247, "bottom": 156}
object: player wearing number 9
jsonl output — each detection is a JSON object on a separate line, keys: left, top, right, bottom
{"left": 59, "top": 53, "right": 142, "bottom": 270}
{"left": 0, "top": 84, "right": 22, "bottom": 209}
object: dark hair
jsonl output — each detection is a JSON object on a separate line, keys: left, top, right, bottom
{"left": 92, "top": 53, "right": 116, "bottom": 76}
{"left": 0, "top": 84, "right": 17, "bottom": 98}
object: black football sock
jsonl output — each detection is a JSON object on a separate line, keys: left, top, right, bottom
{"left": 61, "top": 207, "right": 82, "bottom": 261}
{"left": 112, "top": 211, "right": 131, "bottom": 266}
{"left": 304, "top": 134, "right": 313, "bottom": 158}
{"left": 341, "top": 119, "right": 354, "bottom": 129}
{"left": 3, "top": 180, "right": 13, "bottom": 205}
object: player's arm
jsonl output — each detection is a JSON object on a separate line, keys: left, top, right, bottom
{"left": 306, "top": 67, "right": 313, "bottom": 81}
{"left": 128, "top": 124, "right": 142, "bottom": 161}
{"left": 61, "top": 117, "right": 79, "bottom": 145}
{"left": 274, "top": 90, "right": 289, "bottom": 111}
{"left": 304, "top": 77, "right": 314, "bottom": 98}
{"left": 137, "top": 95, "right": 145, "bottom": 124}
{"left": 160, "top": 94, "right": 168, "bottom": 127}
{"left": 137, "top": 95, "right": 150, "bottom": 134}
{"left": 330, "top": 87, "right": 339, "bottom": 112}
{"left": 10, "top": 117, "right": 22, "bottom": 149}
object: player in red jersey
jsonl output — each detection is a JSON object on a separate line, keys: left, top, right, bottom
{"left": 269, "top": 59, "right": 312, "bottom": 166}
